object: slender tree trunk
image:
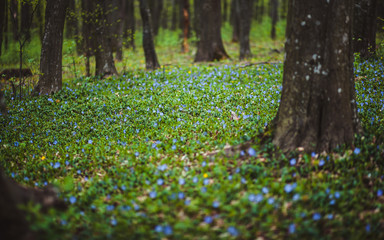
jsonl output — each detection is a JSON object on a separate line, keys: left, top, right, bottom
{"left": 107, "top": 0, "right": 125, "bottom": 61}
{"left": 94, "top": 0, "right": 118, "bottom": 77}
{"left": 139, "top": 0, "right": 160, "bottom": 70}
{"left": 230, "top": 0, "right": 239, "bottom": 42}
{"left": 161, "top": 0, "right": 169, "bottom": 29}
{"left": 123, "top": 0, "right": 135, "bottom": 50}
{"left": 194, "top": 0, "right": 229, "bottom": 62}
{"left": 148, "top": 0, "right": 163, "bottom": 36}
{"left": 237, "top": 0, "right": 253, "bottom": 60}
{"left": 21, "top": 1, "right": 31, "bottom": 43}
{"left": 270, "top": 0, "right": 278, "bottom": 40}
{"left": 272, "top": 0, "right": 361, "bottom": 153}
{"left": 171, "top": 0, "right": 178, "bottom": 30}
{"left": 33, "top": 0, "right": 69, "bottom": 95}
{"left": 181, "top": 0, "right": 190, "bottom": 53}
{"left": 353, "top": 0, "right": 377, "bottom": 58}
{"left": 81, "top": 0, "right": 94, "bottom": 76}
{"left": 193, "top": 0, "right": 201, "bottom": 39}
{"left": 0, "top": 0, "right": 5, "bottom": 56}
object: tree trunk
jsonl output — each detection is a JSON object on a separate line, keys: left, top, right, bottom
{"left": 222, "top": 0, "right": 228, "bottom": 22}
{"left": 230, "top": 0, "right": 239, "bottom": 42}
{"left": 139, "top": 0, "right": 160, "bottom": 70}
{"left": 107, "top": 0, "right": 125, "bottom": 61}
{"left": 272, "top": 0, "right": 361, "bottom": 153}
{"left": 33, "top": 0, "right": 68, "bottom": 96}
{"left": 193, "top": 0, "right": 201, "bottom": 39}
{"left": 161, "top": 0, "right": 168, "bottom": 29}
{"left": 94, "top": 0, "right": 118, "bottom": 77}
{"left": 10, "top": 0, "right": 19, "bottom": 41}
{"left": 237, "top": 0, "right": 253, "bottom": 60}
{"left": 4, "top": 0, "right": 9, "bottom": 51}
{"left": 148, "top": 0, "right": 163, "bottom": 36}
{"left": 0, "top": 169, "right": 67, "bottom": 240}
{"left": 123, "top": 0, "right": 135, "bottom": 50}
{"left": 171, "top": 0, "right": 179, "bottom": 31}
{"left": 181, "top": 0, "right": 190, "bottom": 53}
{"left": 353, "top": 0, "right": 377, "bottom": 58}
{"left": 21, "top": 1, "right": 32, "bottom": 43}
{"left": 194, "top": 0, "right": 229, "bottom": 62}
{"left": 0, "top": 0, "right": 5, "bottom": 56}
{"left": 36, "top": 0, "right": 44, "bottom": 44}
{"left": 270, "top": 0, "right": 278, "bottom": 40}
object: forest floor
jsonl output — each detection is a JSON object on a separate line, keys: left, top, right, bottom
{"left": 1, "top": 22, "right": 384, "bottom": 239}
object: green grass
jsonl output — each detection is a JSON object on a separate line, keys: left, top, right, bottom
{"left": 1, "top": 19, "right": 384, "bottom": 239}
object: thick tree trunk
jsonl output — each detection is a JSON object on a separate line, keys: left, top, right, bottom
{"left": 194, "top": 0, "right": 229, "bottom": 62}
{"left": 237, "top": 0, "right": 253, "bottom": 60}
{"left": 94, "top": 0, "right": 118, "bottom": 77}
{"left": 272, "top": 0, "right": 361, "bottom": 153}
{"left": 36, "top": 0, "right": 44, "bottom": 44}
{"left": 123, "top": 0, "right": 135, "bottom": 50}
{"left": 33, "top": 0, "right": 68, "bottom": 96}
{"left": 148, "top": 0, "right": 163, "bottom": 36}
{"left": 0, "top": 169, "right": 67, "bottom": 240}
{"left": 270, "top": 0, "right": 278, "bottom": 40}
{"left": 139, "top": 0, "right": 160, "bottom": 70}
{"left": 353, "top": 0, "right": 377, "bottom": 58}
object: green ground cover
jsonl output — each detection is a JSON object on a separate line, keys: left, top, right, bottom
{"left": 1, "top": 19, "right": 384, "bottom": 239}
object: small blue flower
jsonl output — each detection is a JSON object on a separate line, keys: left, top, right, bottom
{"left": 293, "top": 194, "right": 300, "bottom": 201}
{"left": 171, "top": 145, "right": 176, "bottom": 150}
{"left": 255, "top": 194, "right": 263, "bottom": 202}
{"left": 227, "top": 226, "right": 239, "bottom": 237}
{"left": 262, "top": 187, "right": 269, "bottom": 194}
{"left": 354, "top": 148, "right": 361, "bottom": 155}
{"left": 155, "top": 225, "right": 163, "bottom": 233}
{"left": 289, "top": 223, "right": 295, "bottom": 234}
{"left": 267, "top": 197, "right": 274, "bottom": 204}
{"left": 106, "top": 205, "right": 114, "bottom": 211}
{"left": 88, "top": 139, "right": 93, "bottom": 144}
{"left": 110, "top": 218, "right": 117, "bottom": 226}
{"left": 313, "top": 213, "right": 321, "bottom": 221}
{"left": 329, "top": 199, "right": 335, "bottom": 205}
{"left": 249, "top": 194, "right": 256, "bottom": 202}
{"left": 69, "top": 196, "right": 76, "bottom": 204}
{"left": 204, "top": 216, "right": 213, "bottom": 224}
{"left": 193, "top": 176, "right": 199, "bottom": 183}
{"left": 14, "top": 141, "right": 19, "bottom": 147}
{"left": 135, "top": 152, "right": 139, "bottom": 157}
{"left": 290, "top": 158, "right": 296, "bottom": 166}
{"left": 365, "top": 224, "right": 371, "bottom": 232}
{"left": 157, "top": 179, "right": 164, "bottom": 186}
{"left": 212, "top": 201, "right": 220, "bottom": 208}
{"left": 327, "top": 214, "right": 334, "bottom": 219}
{"left": 241, "top": 177, "right": 246, "bottom": 184}
{"left": 203, "top": 178, "right": 210, "bottom": 185}
{"left": 319, "top": 159, "right": 325, "bottom": 167}
{"left": 377, "top": 189, "right": 383, "bottom": 197}
{"left": 149, "top": 191, "right": 157, "bottom": 198}
{"left": 179, "top": 178, "right": 185, "bottom": 185}
{"left": 201, "top": 187, "right": 207, "bottom": 193}
{"left": 53, "top": 162, "right": 60, "bottom": 169}
{"left": 284, "top": 183, "right": 296, "bottom": 193}
{"left": 163, "top": 225, "right": 172, "bottom": 235}
{"left": 334, "top": 192, "right": 340, "bottom": 199}
{"left": 248, "top": 147, "right": 256, "bottom": 156}
{"left": 178, "top": 192, "right": 185, "bottom": 199}
{"left": 202, "top": 161, "right": 207, "bottom": 167}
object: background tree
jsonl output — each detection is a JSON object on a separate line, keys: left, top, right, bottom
{"left": 270, "top": 0, "right": 278, "bottom": 40}
{"left": 93, "top": 0, "right": 118, "bottom": 77}
{"left": 139, "top": 0, "right": 160, "bottom": 70}
{"left": 181, "top": 0, "right": 190, "bottom": 53}
{"left": 353, "top": 0, "right": 378, "bottom": 58}
{"left": 272, "top": 0, "right": 361, "bottom": 153}
{"left": 236, "top": 0, "right": 253, "bottom": 60}
{"left": 194, "top": 0, "right": 229, "bottom": 62}
{"left": 0, "top": 0, "right": 5, "bottom": 56}
{"left": 123, "top": 0, "right": 135, "bottom": 50}
{"left": 33, "top": 0, "right": 69, "bottom": 95}
{"left": 107, "top": 0, "right": 125, "bottom": 61}
{"left": 148, "top": 0, "right": 163, "bottom": 36}
{"left": 230, "top": 0, "right": 239, "bottom": 42}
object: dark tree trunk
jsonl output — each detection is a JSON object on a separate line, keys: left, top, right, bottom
{"left": 123, "top": 0, "right": 135, "bottom": 50}
{"left": 222, "top": 0, "right": 228, "bottom": 22}
{"left": 65, "top": 0, "right": 77, "bottom": 39}
{"left": 21, "top": 1, "right": 32, "bottom": 43}
{"left": 161, "top": 0, "right": 169, "bottom": 29}
{"left": 107, "top": 0, "right": 125, "bottom": 61}
{"left": 36, "top": 0, "right": 44, "bottom": 44}
{"left": 257, "top": 0, "right": 264, "bottom": 23}
{"left": 0, "top": 169, "right": 67, "bottom": 240}
{"left": 237, "top": 0, "right": 253, "bottom": 60}
{"left": 148, "top": 0, "right": 163, "bottom": 36}
{"left": 4, "top": 0, "right": 9, "bottom": 51}
{"left": 193, "top": 0, "right": 201, "bottom": 39}
{"left": 378, "top": 1, "right": 384, "bottom": 32}
{"left": 272, "top": 0, "right": 361, "bottom": 153}
{"left": 171, "top": 0, "right": 178, "bottom": 30}
{"left": 181, "top": 0, "right": 190, "bottom": 53}
{"left": 93, "top": 0, "right": 118, "bottom": 77}
{"left": 33, "top": 0, "right": 68, "bottom": 95}
{"left": 353, "top": 0, "right": 377, "bottom": 58}
{"left": 0, "top": 0, "right": 5, "bottom": 56}
{"left": 194, "top": 0, "right": 229, "bottom": 62}
{"left": 10, "top": 0, "right": 19, "bottom": 41}
{"left": 230, "top": 0, "right": 239, "bottom": 42}
{"left": 281, "top": 0, "right": 288, "bottom": 19}
{"left": 270, "top": 0, "right": 278, "bottom": 40}
{"left": 81, "top": 0, "right": 95, "bottom": 76}
{"left": 139, "top": 0, "right": 160, "bottom": 70}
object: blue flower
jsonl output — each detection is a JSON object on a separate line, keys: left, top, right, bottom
{"left": 179, "top": 178, "right": 185, "bottom": 185}
{"left": 171, "top": 145, "right": 176, "bottom": 150}
{"left": 158, "top": 164, "right": 167, "bottom": 171}
{"left": 313, "top": 213, "right": 321, "bottom": 221}
{"left": 135, "top": 152, "right": 139, "bottom": 157}
{"left": 155, "top": 225, "right": 163, "bottom": 233}
{"left": 262, "top": 187, "right": 269, "bottom": 194}
{"left": 163, "top": 225, "right": 172, "bottom": 235}
{"left": 203, "top": 178, "right": 210, "bottom": 185}
{"left": 201, "top": 187, "right": 207, "bottom": 193}
{"left": 334, "top": 192, "right": 340, "bottom": 199}
{"left": 255, "top": 194, "right": 263, "bottom": 202}
{"left": 248, "top": 194, "right": 256, "bottom": 202}
{"left": 227, "top": 226, "right": 239, "bottom": 237}
{"left": 193, "top": 176, "right": 199, "bottom": 183}
{"left": 290, "top": 158, "right": 296, "bottom": 166}
{"left": 267, "top": 197, "right": 274, "bottom": 204}
{"left": 377, "top": 189, "right": 383, "bottom": 197}
{"left": 212, "top": 201, "right": 220, "bottom": 208}
{"left": 149, "top": 191, "right": 157, "bottom": 198}
{"left": 53, "top": 162, "right": 61, "bottom": 169}
{"left": 354, "top": 148, "right": 361, "bottom": 155}
{"left": 88, "top": 139, "right": 93, "bottom": 144}
{"left": 284, "top": 183, "right": 296, "bottom": 193}
{"left": 327, "top": 214, "right": 334, "bottom": 219}
{"left": 365, "top": 224, "right": 371, "bottom": 232}
{"left": 204, "top": 216, "right": 213, "bottom": 224}
{"left": 178, "top": 192, "right": 185, "bottom": 199}
{"left": 248, "top": 147, "right": 256, "bottom": 156}
{"left": 14, "top": 141, "right": 19, "bottom": 147}
{"left": 106, "top": 205, "right": 114, "bottom": 211}
{"left": 293, "top": 194, "right": 300, "bottom": 201}
{"left": 157, "top": 179, "right": 164, "bottom": 186}
{"left": 289, "top": 223, "right": 295, "bottom": 234}
{"left": 319, "top": 159, "right": 325, "bottom": 167}
{"left": 69, "top": 196, "right": 76, "bottom": 204}
{"left": 329, "top": 199, "right": 335, "bottom": 205}
{"left": 110, "top": 218, "right": 117, "bottom": 226}
{"left": 202, "top": 161, "right": 207, "bottom": 167}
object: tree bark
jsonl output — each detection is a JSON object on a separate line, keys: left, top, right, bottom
{"left": 222, "top": 0, "right": 228, "bottom": 22}
{"left": 148, "top": 0, "right": 163, "bottom": 36}
{"left": 272, "top": 0, "right": 361, "bottom": 153}
{"left": 230, "top": 0, "right": 239, "bottom": 42}
{"left": 93, "top": 0, "right": 118, "bottom": 77}
{"left": 193, "top": 0, "right": 201, "bottom": 39}
{"left": 36, "top": 0, "right": 44, "bottom": 45}
{"left": 33, "top": 0, "right": 68, "bottom": 96}
{"left": 0, "top": 0, "right": 5, "bottom": 56}
{"left": 3, "top": 0, "right": 9, "bottom": 51}
{"left": 107, "top": 0, "right": 125, "bottom": 61}
{"left": 194, "top": 0, "right": 229, "bottom": 62}
{"left": 0, "top": 169, "right": 67, "bottom": 240}
{"left": 270, "top": 0, "right": 278, "bottom": 40}
{"left": 139, "top": 0, "right": 160, "bottom": 70}
{"left": 10, "top": 0, "right": 19, "bottom": 41}
{"left": 181, "top": 0, "right": 190, "bottom": 53}
{"left": 353, "top": 0, "right": 377, "bottom": 58}
{"left": 21, "top": 1, "right": 32, "bottom": 43}
{"left": 237, "top": 0, "right": 253, "bottom": 60}
{"left": 123, "top": 0, "right": 135, "bottom": 50}
{"left": 171, "top": 0, "right": 179, "bottom": 31}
